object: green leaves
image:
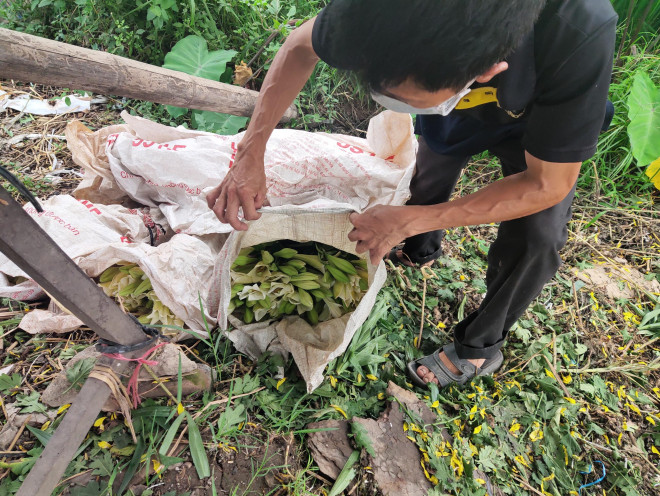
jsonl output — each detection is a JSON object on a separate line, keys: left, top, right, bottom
{"left": 191, "top": 111, "right": 248, "bottom": 135}
{"left": 65, "top": 357, "right": 97, "bottom": 393}
{"left": 164, "top": 36, "right": 236, "bottom": 81}
{"left": 0, "top": 373, "right": 21, "bottom": 393}
{"left": 15, "top": 391, "right": 47, "bottom": 414}
{"left": 627, "top": 71, "right": 660, "bottom": 166}
{"left": 185, "top": 411, "right": 210, "bottom": 479}
{"left": 161, "top": 36, "right": 247, "bottom": 135}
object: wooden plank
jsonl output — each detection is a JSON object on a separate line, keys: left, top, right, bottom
{"left": 16, "top": 357, "right": 130, "bottom": 496}
{"left": 0, "top": 28, "right": 297, "bottom": 122}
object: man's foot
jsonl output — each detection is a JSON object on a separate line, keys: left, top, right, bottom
{"left": 385, "top": 248, "right": 434, "bottom": 268}
{"left": 417, "top": 352, "right": 486, "bottom": 384}
{"left": 406, "top": 343, "right": 503, "bottom": 389}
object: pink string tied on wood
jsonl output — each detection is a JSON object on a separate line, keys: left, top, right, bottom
{"left": 103, "top": 342, "right": 167, "bottom": 408}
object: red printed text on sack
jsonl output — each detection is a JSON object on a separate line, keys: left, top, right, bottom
{"left": 132, "top": 138, "right": 187, "bottom": 151}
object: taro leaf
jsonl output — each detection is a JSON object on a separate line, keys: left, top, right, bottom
{"left": 191, "top": 110, "right": 248, "bottom": 135}
{"left": 165, "top": 104, "right": 189, "bottom": 119}
{"left": 627, "top": 71, "right": 660, "bottom": 166}
{"left": 65, "top": 357, "right": 96, "bottom": 393}
{"left": 0, "top": 373, "right": 21, "bottom": 393}
{"left": 163, "top": 35, "right": 236, "bottom": 81}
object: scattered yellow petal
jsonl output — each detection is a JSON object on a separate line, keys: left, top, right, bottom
{"left": 474, "top": 425, "right": 483, "bottom": 434}
{"left": 646, "top": 416, "right": 656, "bottom": 426}
{"left": 152, "top": 458, "right": 164, "bottom": 474}
{"left": 40, "top": 421, "right": 51, "bottom": 431}
{"left": 652, "top": 446, "right": 660, "bottom": 456}
{"left": 57, "top": 404, "right": 71, "bottom": 415}
{"left": 510, "top": 423, "right": 521, "bottom": 434}
{"left": 276, "top": 377, "right": 287, "bottom": 390}
{"left": 436, "top": 322, "right": 446, "bottom": 329}
{"left": 93, "top": 417, "right": 106, "bottom": 430}
{"left": 98, "top": 441, "right": 112, "bottom": 449}
{"left": 545, "top": 369, "right": 555, "bottom": 379}
{"left": 562, "top": 375, "right": 572, "bottom": 384}
{"left": 514, "top": 454, "right": 530, "bottom": 468}
{"left": 377, "top": 392, "right": 385, "bottom": 400}
{"left": 177, "top": 403, "right": 185, "bottom": 415}
{"left": 564, "top": 397, "right": 576, "bottom": 404}
{"left": 330, "top": 404, "right": 348, "bottom": 419}
{"left": 366, "top": 374, "right": 378, "bottom": 381}
{"left": 329, "top": 376, "right": 337, "bottom": 388}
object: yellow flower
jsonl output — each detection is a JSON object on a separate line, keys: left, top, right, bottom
{"left": 93, "top": 416, "right": 106, "bottom": 431}
{"left": 473, "top": 425, "right": 483, "bottom": 434}
{"left": 514, "top": 454, "right": 530, "bottom": 468}
{"left": 450, "top": 452, "right": 464, "bottom": 476}
{"left": 177, "top": 403, "right": 185, "bottom": 415}
{"left": 330, "top": 404, "right": 348, "bottom": 419}
{"left": 329, "top": 375, "right": 337, "bottom": 388}
{"left": 152, "top": 459, "right": 164, "bottom": 474}
{"left": 562, "top": 375, "right": 572, "bottom": 384}
{"left": 510, "top": 422, "right": 521, "bottom": 435}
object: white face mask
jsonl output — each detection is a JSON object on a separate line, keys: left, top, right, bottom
{"left": 370, "top": 78, "right": 475, "bottom": 115}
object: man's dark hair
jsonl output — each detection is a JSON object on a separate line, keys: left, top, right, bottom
{"left": 322, "top": 0, "right": 546, "bottom": 92}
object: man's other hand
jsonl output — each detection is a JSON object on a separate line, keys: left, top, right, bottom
{"left": 348, "top": 205, "right": 412, "bottom": 265}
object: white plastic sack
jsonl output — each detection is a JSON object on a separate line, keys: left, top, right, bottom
{"left": 101, "top": 111, "right": 415, "bottom": 235}
{"left": 2, "top": 110, "right": 416, "bottom": 383}
{"left": 215, "top": 209, "right": 387, "bottom": 393}
{"left": 0, "top": 195, "right": 153, "bottom": 302}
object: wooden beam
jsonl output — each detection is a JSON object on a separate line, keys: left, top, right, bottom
{"left": 0, "top": 28, "right": 297, "bottom": 122}
{"left": 16, "top": 357, "right": 131, "bottom": 496}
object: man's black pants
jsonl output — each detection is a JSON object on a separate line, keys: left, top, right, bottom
{"left": 403, "top": 137, "right": 576, "bottom": 360}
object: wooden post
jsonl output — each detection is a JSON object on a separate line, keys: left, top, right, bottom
{"left": 0, "top": 28, "right": 297, "bottom": 122}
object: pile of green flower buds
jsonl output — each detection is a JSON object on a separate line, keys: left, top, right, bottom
{"left": 229, "top": 241, "right": 368, "bottom": 325}
{"left": 98, "top": 262, "right": 184, "bottom": 328}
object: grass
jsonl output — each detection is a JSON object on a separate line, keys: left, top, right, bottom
{"left": 0, "top": 1, "right": 659, "bottom": 494}
{"left": 1, "top": 201, "right": 659, "bottom": 494}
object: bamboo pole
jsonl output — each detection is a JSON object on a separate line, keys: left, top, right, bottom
{"left": 0, "top": 28, "right": 297, "bottom": 122}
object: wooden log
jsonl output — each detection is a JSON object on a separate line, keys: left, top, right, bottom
{"left": 0, "top": 28, "right": 297, "bottom": 122}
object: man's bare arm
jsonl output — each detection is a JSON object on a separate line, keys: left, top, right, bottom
{"left": 349, "top": 153, "right": 581, "bottom": 264}
{"left": 207, "top": 18, "right": 320, "bottom": 229}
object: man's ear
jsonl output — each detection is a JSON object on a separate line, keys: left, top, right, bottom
{"left": 475, "top": 62, "right": 508, "bottom": 83}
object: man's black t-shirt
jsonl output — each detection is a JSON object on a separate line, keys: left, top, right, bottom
{"left": 311, "top": 0, "right": 617, "bottom": 163}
